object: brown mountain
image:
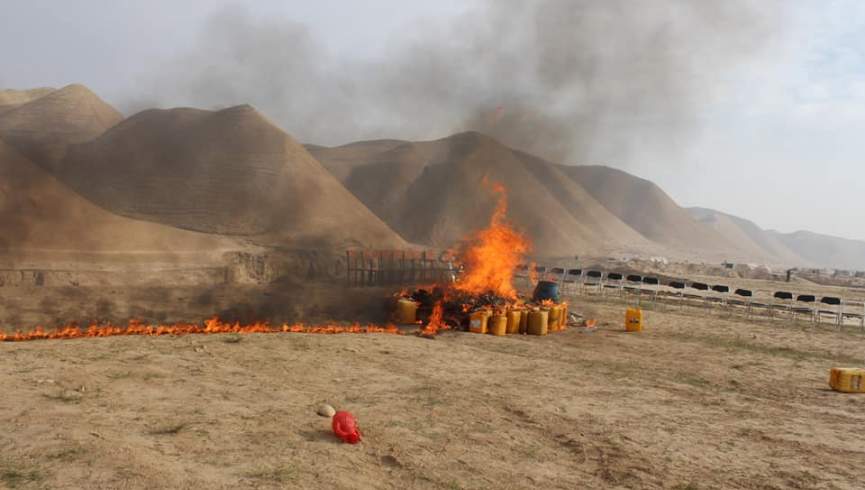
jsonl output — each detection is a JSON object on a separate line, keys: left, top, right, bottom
{"left": 0, "top": 138, "right": 236, "bottom": 254}
{"left": 689, "top": 207, "right": 865, "bottom": 270}
{"left": 770, "top": 230, "right": 865, "bottom": 271}
{"left": 558, "top": 165, "right": 789, "bottom": 262}
{"left": 309, "top": 132, "right": 656, "bottom": 257}
{"left": 687, "top": 207, "right": 805, "bottom": 265}
{"left": 0, "top": 84, "right": 122, "bottom": 167}
{"left": 0, "top": 87, "right": 55, "bottom": 113}
{"left": 58, "top": 105, "right": 405, "bottom": 249}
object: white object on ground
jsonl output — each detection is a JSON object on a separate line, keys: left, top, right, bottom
{"left": 317, "top": 403, "right": 336, "bottom": 418}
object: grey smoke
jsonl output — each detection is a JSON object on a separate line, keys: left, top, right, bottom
{"left": 126, "top": 0, "right": 781, "bottom": 165}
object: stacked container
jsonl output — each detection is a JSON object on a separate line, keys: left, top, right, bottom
{"left": 469, "top": 309, "right": 491, "bottom": 334}
{"left": 527, "top": 309, "right": 549, "bottom": 336}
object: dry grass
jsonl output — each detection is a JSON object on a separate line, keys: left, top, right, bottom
{"left": 2, "top": 289, "right": 865, "bottom": 488}
{"left": 148, "top": 422, "right": 188, "bottom": 436}
{"left": 0, "top": 460, "right": 44, "bottom": 489}
{"left": 242, "top": 464, "right": 297, "bottom": 484}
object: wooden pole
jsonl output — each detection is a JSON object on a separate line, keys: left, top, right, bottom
{"left": 345, "top": 250, "right": 351, "bottom": 287}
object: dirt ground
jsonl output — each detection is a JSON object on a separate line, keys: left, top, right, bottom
{"left": 2, "top": 285, "right": 865, "bottom": 489}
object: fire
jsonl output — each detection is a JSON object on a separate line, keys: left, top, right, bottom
{"left": 453, "top": 180, "right": 530, "bottom": 299}
{"left": 420, "top": 302, "right": 447, "bottom": 338}
{"left": 0, "top": 317, "right": 402, "bottom": 343}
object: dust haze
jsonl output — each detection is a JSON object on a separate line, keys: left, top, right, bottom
{"left": 125, "top": 0, "right": 781, "bottom": 165}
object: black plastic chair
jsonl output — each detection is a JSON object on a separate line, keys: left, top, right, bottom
{"left": 818, "top": 297, "right": 842, "bottom": 326}
{"left": 624, "top": 274, "right": 642, "bottom": 294}
{"left": 584, "top": 270, "right": 603, "bottom": 294}
{"left": 667, "top": 280, "right": 687, "bottom": 308}
{"left": 725, "top": 288, "right": 753, "bottom": 316}
{"left": 841, "top": 300, "right": 865, "bottom": 329}
{"left": 793, "top": 294, "right": 816, "bottom": 322}
{"left": 707, "top": 285, "right": 730, "bottom": 307}
{"left": 603, "top": 273, "right": 624, "bottom": 297}
{"left": 641, "top": 277, "right": 660, "bottom": 305}
{"left": 683, "top": 282, "right": 708, "bottom": 306}
{"left": 562, "top": 268, "right": 583, "bottom": 295}
{"left": 771, "top": 291, "right": 794, "bottom": 319}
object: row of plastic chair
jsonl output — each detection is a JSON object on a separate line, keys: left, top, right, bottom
{"left": 661, "top": 282, "right": 860, "bottom": 327}
{"left": 517, "top": 266, "right": 662, "bottom": 305}
{"left": 516, "top": 265, "right": 865, "bottom": 328}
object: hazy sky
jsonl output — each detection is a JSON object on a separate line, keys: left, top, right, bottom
{"left": 2, "top": 0, "right": 864, "bottom": 241}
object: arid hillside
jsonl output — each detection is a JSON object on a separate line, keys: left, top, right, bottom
{"left": 55, "top": 105, "right": 405, "bottom": 250}
{"left": 312, "top": 133, "right": 865, "bottom": 269}
{"left": 689, "top": 207, "right": 865, "bottom": 270}
{"left": 2, "top": 82, "right": 862, "bottom": 268}
{"left": 309, "top": 132, "right": 657, "bottom": 257}
{"left": 688, "top": 207, "right": 806, "bottom": 265}
{"left": 771, "top": 230, "right": 865, "bottom": 271}
{"left": 0, "top": 87, "right": 55, "bottom": 113}
{"left": 559, "top": 165, "right": 741, "bottom": 255}
{"left": 0, "top": 139, "right": 237, "bottom": 255}
{"left": 0, "top": 84, "right": 122, "bottom": 167}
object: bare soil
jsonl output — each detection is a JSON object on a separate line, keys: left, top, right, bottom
{"left": 2, "top": 286, "right": 864, "bottom": 489}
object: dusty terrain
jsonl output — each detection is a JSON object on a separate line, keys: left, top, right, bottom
{"left": 2, "top": 284, "right": 864, "bottom": 489}
{"left": 1, "top": 79, "right": 864, "bottom": 488}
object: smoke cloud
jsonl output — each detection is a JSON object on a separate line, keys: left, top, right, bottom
{"left": 126, "top": 0, "right": 781, "bottom": 165}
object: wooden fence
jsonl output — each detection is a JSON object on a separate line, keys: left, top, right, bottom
{"left": 345, "top": 250, "right": 456, "bottom": 287}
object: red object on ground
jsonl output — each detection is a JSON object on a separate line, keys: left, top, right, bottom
{"left": 332, "top": 411, "right": 362, "bottom": 444}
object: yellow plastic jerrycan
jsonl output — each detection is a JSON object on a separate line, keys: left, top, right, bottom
{"left": 548, "top": 305, "right": 563, "bottom": 332}
{"left": 396, "top": 298, "right": 418, "bottom": 324}
{"left": 469, "top": 310, "right": 490, "bottom": 334}
{"left": 560, "top": 303, "right": 568, "bottom": 329}
{"left": 506, "top": 309, "right": 522, "bottom": 334}
{"left": 489, "top": 314, "right": 508, "bottom": 336}
{"left": 829, "top": 367, "right": 865, "bottom": 393}
{"left": 527, "top": 309, "right": 549, "bottom": 336}
{"left": 625, "top": 307, "right": 643, "bottom": 332}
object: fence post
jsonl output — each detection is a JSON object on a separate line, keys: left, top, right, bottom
{"left": 345, "top": 250, "right": 351, "bottom": 287}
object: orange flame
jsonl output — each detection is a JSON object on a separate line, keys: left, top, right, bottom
{"left": 453, "top": 180, "right": 530, "bottom": 299}
{"left": 0, "top": 317, "right": 403, "bottom": 342}
{"left": 420, "top": 302, "right": 447, "bottom": 338}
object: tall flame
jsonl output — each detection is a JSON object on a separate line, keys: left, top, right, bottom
{"left": 453, "top": 180, "right": 530, "bottom": 299}
{"left": 420, "top": 301, "right": 446, "bottom": 338}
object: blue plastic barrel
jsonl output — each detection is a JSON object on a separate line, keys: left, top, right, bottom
{"left": 532, "top": 280, "right": 560, "bottom": 302}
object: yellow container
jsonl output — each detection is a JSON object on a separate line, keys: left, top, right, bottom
{"left": 829, "top": 367, "right": 865, "bottom": 393}
{"left": 469, "top": 310, "right": 489, "bottom": 334}
{"left": 518, "top": 309, "right": 529, "bottom": 334}
{"left": 548, "top": 305, "right": 562, "bottom": 332}
{"left": 396, "top": 299, "right": 418, "bottom": 324}
{"left": 560, "top": 303, "right": 568, "bottom": 329}
{"left": 625, "top": 307, "right": 643, "bottom": 332}
{"left": 506, "top": 310, "right": 522, "bottom": 334}
{"left": 527, "top": 309, "right": 549, "bottom": 336}
{"left": 489, "top": 314, "right": 507, "bottom": 336}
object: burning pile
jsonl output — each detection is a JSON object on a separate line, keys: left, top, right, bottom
{"left": 396, "top": 180, "right": 571, "bottom": 337}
